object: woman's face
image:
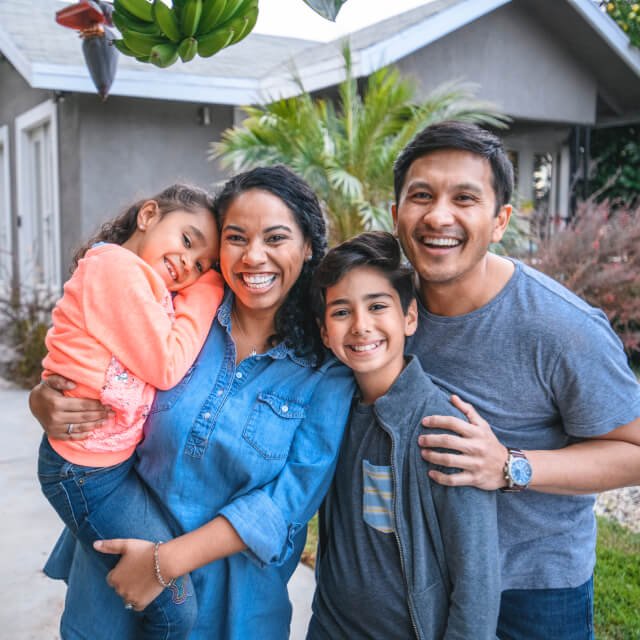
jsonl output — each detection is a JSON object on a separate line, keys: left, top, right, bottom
{"left": 219, "top": 189, "right": 311, "bottom": 315}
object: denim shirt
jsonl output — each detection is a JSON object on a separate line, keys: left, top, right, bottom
{"left": 44, "top": 290, "right": 355, "bottom": 639}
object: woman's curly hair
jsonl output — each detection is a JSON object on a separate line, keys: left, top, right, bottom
{"left": 214, "top": 165, "right": 328, "bottom": 362}
{"left": 71, "top": 184, "right": 215, "bottom": 272}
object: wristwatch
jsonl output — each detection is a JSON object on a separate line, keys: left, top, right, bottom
{"left": 500, "top": 448, "right": 532, "bottom": 492}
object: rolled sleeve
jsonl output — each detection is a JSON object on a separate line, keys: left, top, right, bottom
{"left": 220, "top": 359, "right": 354, "bottom": 567}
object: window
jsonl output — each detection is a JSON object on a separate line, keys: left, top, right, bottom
{"left": 0, "top": 125, "right": 11, "bottom": 291}
{"left": 15, "top": 100, "right": 61, "bottom": 295}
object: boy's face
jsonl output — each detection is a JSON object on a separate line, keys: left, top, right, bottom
{"left": 321, "top": 266, "right": 417, "bottom": 390}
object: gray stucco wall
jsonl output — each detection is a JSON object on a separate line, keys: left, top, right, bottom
{"left": 395, "top": 2, "right": 598, "bottom": 124}
{"left": 58, "top": 94, "right": 233, "bottom": 273}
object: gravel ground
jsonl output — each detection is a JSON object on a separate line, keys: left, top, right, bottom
{"left": 595, "top": 486, "right": 640, "bottom": 533}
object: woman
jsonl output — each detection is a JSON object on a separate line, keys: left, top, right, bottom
{"left": 30, "top": 166, "right": 355, "bottom": 639}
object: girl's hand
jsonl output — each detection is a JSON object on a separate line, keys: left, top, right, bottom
{"left": 29, "top": 375, "right": 110, "bottom": 440}
{"left": 95, "top": 538, "right": 164, "bottom": 611}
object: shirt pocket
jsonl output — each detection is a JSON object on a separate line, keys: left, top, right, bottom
{"left": 149, "top": 364, "right": 197, "bottom": 414}
{"left": 242, "top": 391, "right": 306, "bottom": 460}
{"left": 362, "top": 459, "right": 394, "bottom": 534}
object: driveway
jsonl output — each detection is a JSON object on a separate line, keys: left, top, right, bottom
{"left": 0, "top": 384, "right": 314, "bottom": 638}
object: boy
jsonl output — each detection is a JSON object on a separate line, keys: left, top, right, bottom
{"left": 307, "top": 231, "right": 500, "bottom": 640}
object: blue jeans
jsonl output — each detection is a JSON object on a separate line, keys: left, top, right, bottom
{"left": 497, "top": 577, "right": 594, "bottom": 640}
{"left": 38, "top": 436, "right": 197, "bottom": 640}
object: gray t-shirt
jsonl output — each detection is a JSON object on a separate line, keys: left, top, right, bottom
{"left": 307, "top": 401, "right": 414, "bottom": 639}
{"left": 407, "top": 259, "right": 640, "bottom": 590}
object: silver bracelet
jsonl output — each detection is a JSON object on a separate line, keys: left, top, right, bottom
{"left": 153, "top": 541, "right": 174, "bottom": 589}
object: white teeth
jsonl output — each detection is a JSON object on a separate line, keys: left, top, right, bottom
{"left": 242, "top": 273, "right": 276, "bottom": 288}
{"left": 351, "top": 342, "right": 380, "bottom": 352}
{"left": 165, "top": 259, "right": 177, "bottom": 280}
{"left": 424, "top": 237, "right": 461, "bottom": 247}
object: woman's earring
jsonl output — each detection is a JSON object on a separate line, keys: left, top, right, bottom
{"left": 305, "top": 253, "right": 313, "bottom": 262}
{"left": 138, "top": 225, "right": 144, "bottom": 231}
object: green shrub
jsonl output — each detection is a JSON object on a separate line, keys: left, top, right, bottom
{"left": 0, "top": 289, "right": 54, "bottom": 389}
{"left": 529, "top": 199, "right": 640, "bottom": 356}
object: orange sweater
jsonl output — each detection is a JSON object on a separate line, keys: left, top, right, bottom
{"left": 42, "top": 243, "right": 224, "bottom": 466}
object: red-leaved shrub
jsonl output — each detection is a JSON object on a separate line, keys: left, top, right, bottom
{"left": 528, "top": 200, "right": 640, "bottom": 355}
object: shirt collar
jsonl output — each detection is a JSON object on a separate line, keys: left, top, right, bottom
{"left": 216, "top": 287, "right": 314, "bottom": 368}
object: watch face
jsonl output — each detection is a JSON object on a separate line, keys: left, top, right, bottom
{"left": 511, "top": 457, "right": 532, "bottom": 486}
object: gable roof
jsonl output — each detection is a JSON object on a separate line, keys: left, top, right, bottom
{"left": 1, "top": 0, "right": 639, "bottom": 110}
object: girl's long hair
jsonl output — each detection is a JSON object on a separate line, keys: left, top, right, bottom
{"left": 71, "top": 184, "right": 215, "bottom": 273}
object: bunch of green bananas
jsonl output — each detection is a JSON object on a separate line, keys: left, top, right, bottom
{"left": 112, "top": 0, "right": 259, "bottom": 68}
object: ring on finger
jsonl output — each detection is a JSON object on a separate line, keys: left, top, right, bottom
{"left": 67, "top": 423, "right": 74, "bottom": 435}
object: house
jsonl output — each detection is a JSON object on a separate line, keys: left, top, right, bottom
{"left": 1, "top": 0, "right": 639, "bottom": 293}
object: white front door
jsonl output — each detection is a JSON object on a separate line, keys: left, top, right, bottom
{"left": 16, "top": 100, "right": 61, "bottom": 296}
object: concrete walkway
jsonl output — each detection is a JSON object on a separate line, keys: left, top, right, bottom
{"left": 0, "top": 385, "right": 314, "bottom": 638}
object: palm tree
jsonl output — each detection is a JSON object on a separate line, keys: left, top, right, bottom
{"left": 211, "top": 44, "right": 510, "bottom": 242}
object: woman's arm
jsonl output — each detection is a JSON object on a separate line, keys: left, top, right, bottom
{"left": 95, "top": 516, "right": 246, "bottom": 611}
{"left": 29, "top": 375, "right": 110, "bottom": 440}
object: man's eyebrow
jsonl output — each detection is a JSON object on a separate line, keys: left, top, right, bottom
{"left": 453, "top": 182, "right": 483, "bottom": 194}
{"left": 327, "top": 292, "right": 393, "bottom": 307}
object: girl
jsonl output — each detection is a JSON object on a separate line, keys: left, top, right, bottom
{"left": 37, "top": 184, "right": 224, "bottom": 639}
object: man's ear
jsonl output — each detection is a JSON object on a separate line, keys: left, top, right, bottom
{"left": 404, "top": 298, "right": 418, "bottom": 337}
{"left": 392, "top": 204, "right": 399, "bottom": 236}
{"left": 137, "top": 200, "right": 161, "bottom": 230}
{"left": 491, "top": 204, "right": 512, "bottom": 244}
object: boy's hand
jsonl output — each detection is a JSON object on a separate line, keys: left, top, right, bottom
{"left": 418, "top": 394, "right": 508, "bottom": 490}
{"left": 29, "top": 375, "right": 110, "bottom": 440}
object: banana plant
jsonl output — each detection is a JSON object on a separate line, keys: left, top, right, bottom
{"left": 55, "top": 0, "right": 351, "bottom": 97}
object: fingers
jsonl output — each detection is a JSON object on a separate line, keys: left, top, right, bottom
{"left": 449, "top": 394, "right": 484, "bottom": 425}
{"left": 43, "top": 374, "right": 77, "bottom": 391}
{"left": 418, "top": 433, "right": 466, "bottom": 454}
{"left": 94, "top": 539, "right": 125, "bottom": 555}
{"left": 421, "top": 414, "right": 473, "bottom": 436}
{"left": 427, "top": 468, "right": 475, "bottom": 487}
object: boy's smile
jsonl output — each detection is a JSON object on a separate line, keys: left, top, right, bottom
{"left": 321, "top": 266, "right": 417, "bottom": 404}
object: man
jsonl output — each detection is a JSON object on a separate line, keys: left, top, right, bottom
{"left": 393, "top": 121, "right": 640, "bottom": 639}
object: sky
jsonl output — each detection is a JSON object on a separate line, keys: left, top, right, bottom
{"left": 253, "top": 0, "right": 432, "bottom": 41}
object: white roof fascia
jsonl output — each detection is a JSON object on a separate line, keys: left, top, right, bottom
{"left": 0, "top": 22, "right": 33, "bottom": 85}
{"left": 259, "top": 0, "right": 513, "bottom": 99}
{"left": 566, "top": 0, "right": 640, "bottom": 79}
{"left": 27, "top": 63, "right": 262, "bottom": 105}
{"left": 259, "top": 48, "right": 361, "bottom": 99}
{"left": 358, "top": 0, "right": 512, "bottom": 76}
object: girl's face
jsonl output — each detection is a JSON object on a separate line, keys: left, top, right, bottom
{"left": 131, "top": 203, "right": 219, "bottom": 291}
{"left": 219, "top": 189, "right": 311, "bottom": 316}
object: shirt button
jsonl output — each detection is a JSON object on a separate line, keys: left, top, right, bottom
{"left": 203, "top": 412, "right": 211, "bottom": 420}
{"left": 216, "top": 389, "right": 223, "bottom": 396}
{"left": 281, "top": 405, "right": 288, "bottom": 413}
{"left": 236, "top": 372, "right": 243, "bottom": 379}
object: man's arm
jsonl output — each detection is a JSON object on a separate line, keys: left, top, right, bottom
{"left": 419, "top": 395, "right": 640, "bottom": 494}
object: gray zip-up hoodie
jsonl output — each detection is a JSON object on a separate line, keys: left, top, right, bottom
{"left": 318, "top": 356, "right": 500, "bottom": 640}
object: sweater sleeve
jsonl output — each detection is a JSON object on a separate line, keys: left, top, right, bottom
{"left": 417, "top": 421, "right": 501, "bottom": 640}
{"left": 82, "top": 247, "right": 224, "bottom": 390}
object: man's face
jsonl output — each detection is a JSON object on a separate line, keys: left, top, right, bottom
{"left": 393, "top": 149, "right": 510, "bottom": 297}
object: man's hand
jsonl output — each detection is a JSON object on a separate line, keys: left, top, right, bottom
{"left": 418, "top": 394, "right": 508, "bottom": 490}
{"left": 29, "top": 375, "right": 110, "bottom": 440}
{"left": 95, "top": 538, "right": 164, "bottom": 611}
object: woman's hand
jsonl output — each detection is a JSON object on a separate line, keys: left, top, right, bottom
{"left": 29, "top": 375, "right": 110, "bottom": 440}
{"left": 95, "top": 538, "right": 164, "bottom": 611}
